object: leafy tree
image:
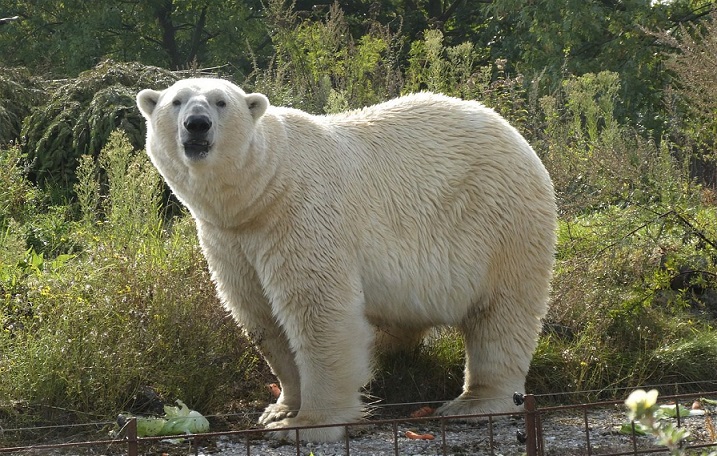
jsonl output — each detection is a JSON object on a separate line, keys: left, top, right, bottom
{"left": 658, "top": 12, "right": 717, "bottom": 145}
{"left": 0, "top": 0, "right": 267, "bottom": 76}
{"left": 291, "top": 0, "right": 489, "bottom": 43}
{"left": 485, "top": 0, "right": 715, "bottom": 133}
{"left": 119, "top": 0, "right": 267, "bottom": 71}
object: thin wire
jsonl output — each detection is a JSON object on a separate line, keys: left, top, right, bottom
{"left": 532, "top": 379, "right": 717, "bottom": 399}
{"left": 3, "top": 421, "right": 115, "bottom": 433}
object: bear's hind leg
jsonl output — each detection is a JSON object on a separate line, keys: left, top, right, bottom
{"left": 437, "top": 288, "right": 544, "bottom": 418}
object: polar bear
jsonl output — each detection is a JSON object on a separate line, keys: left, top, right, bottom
{"left": 136, "top": 78, "right": 556, "bottom": 442}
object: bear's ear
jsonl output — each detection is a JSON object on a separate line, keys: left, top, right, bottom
{"left": 246, "top": 93, "right": 269, "bottom": 121}
{"left": 137, "top": 89, "right": 161, "bottom": 119}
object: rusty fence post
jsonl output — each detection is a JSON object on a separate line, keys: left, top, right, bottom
{"left": 345, "top": 425, "right": 350, "bottom": 456}
{"left": 127, "top": 418, "right": 138, "bottom": 456}
{"left": 523, "top": 394, "right": 539, "bottom": 456}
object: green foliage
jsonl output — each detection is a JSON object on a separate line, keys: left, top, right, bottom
{"left": 0, "top": 145, "right": 40, "bottom": 228}
{"left": 21, "top": 60, "right": 177, "bottom": 195}
{"left": 0, "top": 0, "right": 267, "bottom": 76}
{"left": 486, "top": 0, "right": 688, "bottom": 132}
{"left": 534, "top": 70, "right": 694, "bottom": 215}
{"left": 0, "top": 132, "right": 268, "bottom": 421}
{"left": 95, "top": 131, "right": 161, "bottom": 233}
{"left": 0, "top": 0, "right": 712, "bottom": 136}
{"left": 657, "top": 11, "right": 717, "bottom": 157}
{"left": 405, "top": 29, "right": 483, "bottom": 97}
{"left": 533, "top": 199, "right": 717, "bottom": 397}
{"left": 0, "top": 1, "right": 130, "bottom": 75}
{"left": 522, "top": 68, "right": 717, "bottom": 396}
{"left": 404, "top": 29, "right": 528, "bottom": 127}
{"left": 250, "top": 0, "right": 403, "bottom": 113}
{"left": 0, "top": 67, "right": 47, "bottom": 145}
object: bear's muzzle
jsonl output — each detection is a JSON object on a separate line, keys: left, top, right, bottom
{"left": 182, "top": 114, "right": 212, "bottom": 159}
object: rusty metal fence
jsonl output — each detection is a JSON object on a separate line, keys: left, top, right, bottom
{"left": 2, "top": 390, "right": 716, "bottom": 455}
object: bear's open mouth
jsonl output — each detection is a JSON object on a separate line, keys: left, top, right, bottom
{"left": 183, "top": 140, "right": 210, "bottom": 159}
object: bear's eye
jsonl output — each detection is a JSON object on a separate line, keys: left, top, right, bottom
{"left": 216, "top": 100, "right": 226, "bottom": 108}
{"left": 172, "top": 99, "right": 181, "bottom": 106}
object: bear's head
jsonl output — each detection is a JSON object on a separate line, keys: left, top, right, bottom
{"left": 136, "top": 78, "right": 269, "bottom": 167}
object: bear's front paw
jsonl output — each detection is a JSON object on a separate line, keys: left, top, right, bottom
{"left": 265, "top": 417, "right": 345, "bottom": 442}
{"left": 258, "top": 403, "right": 298, "bottom": 425}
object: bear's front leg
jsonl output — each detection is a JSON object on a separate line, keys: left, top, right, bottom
{"left": 253, "top": 323, "right": 302, "bottom": 425}
{"left": 198, "top": 232, "right": 303, "bottom": 427}
{"left": 263, "top": 283, "right": 374, "bottom": 442}
{"left": 230, "top": 279, "right": 302, "bottom": 426}
{"left": 229, "top": 292, "right": 303, "bottom": 425}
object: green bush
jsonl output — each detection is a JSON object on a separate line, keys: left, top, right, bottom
{"left": 0, "top": 67, "right": 47, "bottom": 146}
{"left": 21, "top": 61, "right": 178, "bottom": 195}
{"left": 532, "top": 201, "right": 717, "bottom": 398}
{"left": 521, "top": 69, "right": 717, "bottom": 398}
{"left": 0, "top": 145, "right": 41, "bottom": 227}
{"left": 0, "top": 132, "right": 268, "bottom": 421}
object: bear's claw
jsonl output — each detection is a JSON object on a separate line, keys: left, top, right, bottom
{"left": 258, "top": 403, "right": 298, "bottom": 425}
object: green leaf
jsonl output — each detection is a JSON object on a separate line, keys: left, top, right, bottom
{"left": 619, "top": 421, "right": 650, "bottom": 436}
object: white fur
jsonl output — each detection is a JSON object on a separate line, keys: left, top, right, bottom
{"left": 137, "top": 78, "right": 557, "bottom": 442}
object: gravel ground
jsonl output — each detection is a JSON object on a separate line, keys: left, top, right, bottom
{"left": 6, "top": 403, "right": 716, "bottom": 455}
{"left": 197, "top": 406, "right": 716, "bottom": 456}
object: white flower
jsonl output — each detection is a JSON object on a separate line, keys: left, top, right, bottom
{"left": 625, "top": 389, "right": 659, "bottom": 420}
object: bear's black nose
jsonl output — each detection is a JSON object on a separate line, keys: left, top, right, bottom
{"left": 184, "top": 115, "right": 212, "bottom": 134}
